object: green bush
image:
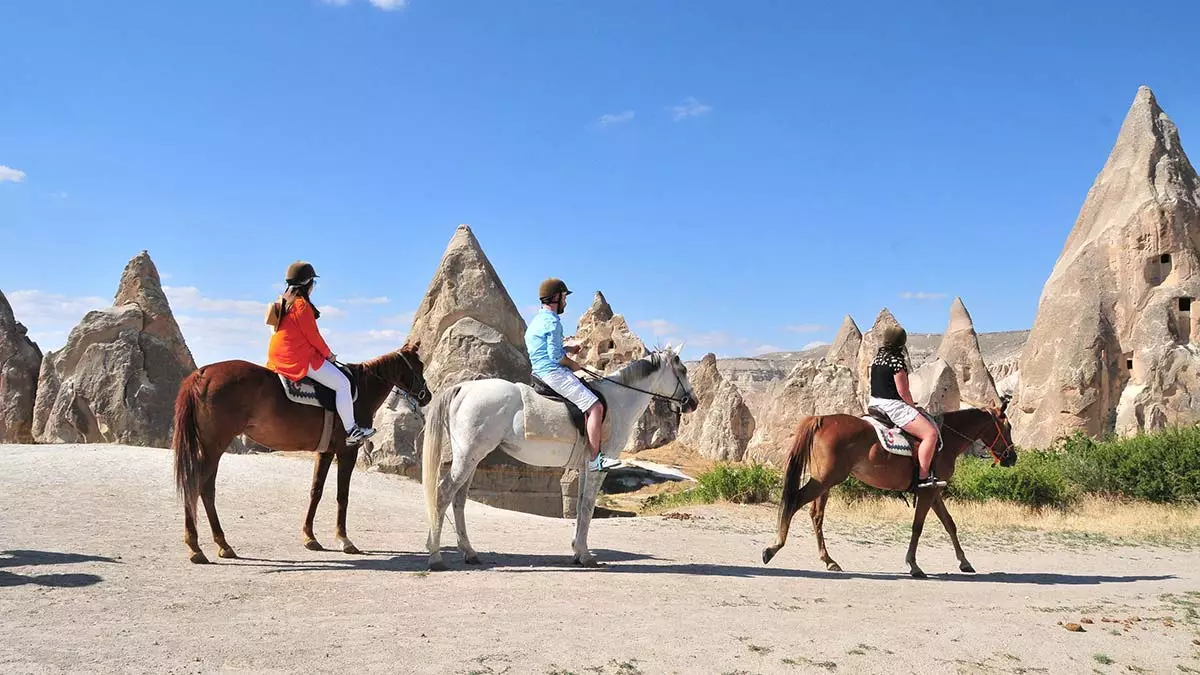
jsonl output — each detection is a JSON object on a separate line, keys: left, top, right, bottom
{"left": 947, "top": 453, "right": 1077, "bottom": 508}
{"left": 1053, "top": 428, "right": 1200, "bottom": 504}
{"left": 643, "top": 463, "right": 781, "bottom": 509}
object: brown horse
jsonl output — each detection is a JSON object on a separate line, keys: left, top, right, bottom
{"left": 761, "top": 401, "right": 1016, "bottom": 578}
{"left": 172, "top": 341, "right": 432, "bottom": 564}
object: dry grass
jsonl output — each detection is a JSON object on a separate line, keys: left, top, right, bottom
{"left": 824, "top": 494, "right": 1200, "bottom": 546}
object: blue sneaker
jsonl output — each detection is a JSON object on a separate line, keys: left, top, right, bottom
{"left": 588, "top": 454, "right": 622, "bottom": 472}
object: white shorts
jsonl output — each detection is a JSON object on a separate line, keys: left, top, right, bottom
{"left": 539, "top": 368, "right": 600, "bottom": 412}
{"left": 868, "top": 397, "right": 919, "bottom": 428}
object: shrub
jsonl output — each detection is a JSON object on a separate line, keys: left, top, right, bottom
{"left": 643, "top": 463, "right": 781, "bottom": 509}
{"left": 1054, "top": 428, "right": 1200, "bottom": 504}
{"left": 947, "top": 453, "right": 1077, "bottom": 508}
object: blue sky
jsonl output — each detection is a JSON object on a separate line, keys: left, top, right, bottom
{"left": 2, "top": 0, "right": 1198, "bottom": 364}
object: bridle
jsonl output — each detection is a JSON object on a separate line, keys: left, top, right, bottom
{"left": 942, "top": 408, "right": 1014, "bottom": 466}
{"left": 341, "top": 351, "right": 430, "bottom": 413}
{"left": 579, "top": 353, "right": 694, "bottom": 413}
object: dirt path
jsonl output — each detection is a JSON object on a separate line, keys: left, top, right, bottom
{"left": 1, "top": 444, "right": 1197, "bottom": 674}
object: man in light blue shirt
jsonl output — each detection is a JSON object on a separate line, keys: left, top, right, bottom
{"left": 525, "top": 278, "right": 620, "bottom": 472}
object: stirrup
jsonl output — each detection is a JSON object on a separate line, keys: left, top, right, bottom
{"left": 916, "top": 474, "right": 946, "bottom": 489}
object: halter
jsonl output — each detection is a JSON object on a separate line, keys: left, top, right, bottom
{"left": 579, "top": 354, "right": 694, "bottom": 413}
{"left": 341, "top": 351, "right": 429, "bottom": 413}
{"left": 942, "top": 409, "right": 1013, "bottom": 466}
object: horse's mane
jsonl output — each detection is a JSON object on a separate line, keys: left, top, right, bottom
{"left": 607, "top": 352, "right": 662, "bottom": 384}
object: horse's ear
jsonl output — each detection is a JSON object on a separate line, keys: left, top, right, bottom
{"left": 999, "top": 394, "right": 1011, "bottom": 416}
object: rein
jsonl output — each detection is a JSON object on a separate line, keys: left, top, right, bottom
{"left": 579, "top": 358, "right": 693, "bottom": 412}
{"left": 941, "top": 410, "right": 1012, "bottom": 466}
{"left": 340, "top": 351, "right": 428, "bottom": 413}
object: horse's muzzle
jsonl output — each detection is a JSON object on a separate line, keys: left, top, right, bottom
{"left": 682, "top": 395, "right": 699, "bottom": 413}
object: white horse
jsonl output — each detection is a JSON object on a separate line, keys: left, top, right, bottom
{"left": 421, "top": 346, "right": 698, "bottom": 570}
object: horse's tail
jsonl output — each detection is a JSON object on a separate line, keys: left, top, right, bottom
{"left": 422, "top": 384, "right": 462, "bottom": 530}
{"left": 173, "top": 370, "right": 205, "bottom": 512}
{"left": 763, "top": 415, "right": 822, "bottom": 565}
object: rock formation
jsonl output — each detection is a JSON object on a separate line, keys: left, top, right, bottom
{"left": 0, "top": 290, "right": 43, "bottom": 443}
{"left": 32, "top": 251, "right": 196, "bottom": 446}
{"left": 909, "top": 358, "right": 961, "bottom": 414}
{"left": 1012, "top": 86, "right": 1200, "bottom": 447}
{"left": 935, "top": 297, "right": 1000, "bottom": 409}
{"left": 856, "top": 308, "right": 906, "bottom": 407}
{"left": 826, "top": 315, "right": 863, "bottom": 370}
{"left": 746, "top": 359, "right": 860, "bottom": 467}
{"left": 675, "top": 353, "right": 755, "bottom": 461}
{"left": 569, "top": 291, "right": 678, "bottom": 453}
{"left": 367, "top": 225, "right": 564, "bottom": 517}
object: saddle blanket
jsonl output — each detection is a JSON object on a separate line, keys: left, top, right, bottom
{"left": 860, "top": 411, "right": 943, "bottom": 457}
{"left": 518, "top": 384, "right": 612, "bottom": 446}
{"left": 279, "top": 372, "right": 358, "bottom": 410}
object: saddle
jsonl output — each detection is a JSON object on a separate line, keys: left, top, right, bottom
{"left": 860, "top": 406, "right": 943, "bottom": 458}
{"left": 530, "top": 375, "right": 608, "bottom": 439}
{"left": 277, "top": 362, "right": 359, "bottom": 454}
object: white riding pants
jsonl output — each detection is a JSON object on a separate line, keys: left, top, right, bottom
{"left": 307, "top": 359, "right": 356, "bottom": 432}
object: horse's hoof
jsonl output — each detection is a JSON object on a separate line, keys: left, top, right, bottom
{"left": 218, "top": 548, "right": 239, "bottom": 559}
{"left": 465, "top": 555, "right": 482, "bottom": 565}
{"left": 761, "top": 547, "right": 777, "bottom": 565}
{"left": 826, "top": 562, "right": 843, "bottom": 572}
{"left": 428, "top": 560, "right": 448, "bottom": 572}
{"left": 304, "top": 539, "right": 324, "bottom": 551}
{"left": 579, "top": 558, "right": 601, "bottom": 568}
{"left": 342, "top": 544, "right": 363, "bottom": 555}
{"left": 189, "top": 551, "right": 211, "bottom": 565}
{"left": 960, "top": 563, "right": 976, "bottom": 574}
{"left": 910, "top": 568, "right": 928, "bottom": 579}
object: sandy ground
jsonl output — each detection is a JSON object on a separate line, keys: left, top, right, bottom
{"left": 1, "top": 444, "right": 1198, "bottom": 675}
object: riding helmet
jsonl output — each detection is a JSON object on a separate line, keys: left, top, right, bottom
{"left": 286, "top": 261, "right": 318, "bottom": 286}
{"left": 538, "top": 277, "right": 572, "bottom": 303}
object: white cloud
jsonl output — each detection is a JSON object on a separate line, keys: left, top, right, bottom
{"left": 801, "top": 340, "right": 829, "bottom": 351}
{"left": 317, "top": 305, "right": 346, "bottom": 319}
{"left": 899, "top": 291, "right": 948, "bottom": 300}
{"left": 320, "top": 0, "right": 351, "bottom": 5}
{"left": 783, "top": 323, "right": 827, "bottom": 334}
{"left": 344, "top": 296, "right": 390, "bottom": 305}
{"left": 369, "top": 0, "right": 407, "bottom": 8}
{"left": 634, "top": 318, "right": 681, "bottom": 337}
{"left": 382, "top": 310, "right": 416, "bottom": 326}
{"left": 597, "top": 111, "right": 635, "bottom": 127}
{"left": 753, "top": 344, "right": 782, "bottom": 355}
{"left": 0, "top": 165, "right": 27, "bottom": 183}
{"left": 670, "top": 97, "right": 712, "bottom": 121}
{"left": 163, "top": 286, "right": 264, "bottom": 315}
{"left": 6, "top": 290, "right": 107, "bottom": 334}
{"left": 48, "top": 191, "right": 68, "bottom": 200}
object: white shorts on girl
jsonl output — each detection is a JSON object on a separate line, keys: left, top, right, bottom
{"left": 868, "top": 396, "right": 919, "bottom": 428}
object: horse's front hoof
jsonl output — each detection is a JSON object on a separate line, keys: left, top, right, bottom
{"left": 342, "top": 544, "right": 363, "bottom": 555}
{"left": 189, "top": 551, "right": 211, "bottom": 565}
{"left": 428, "top": 560, "right": 448, "bottom": 572}
{"left": 960, "top": 562, "right": 976, "bottom": 574}
{"left": 761, "top": 547, "right": 778, "bottom": 565}
{"left": 826, "top": 561, "right": 843, "bottom": 572}
{"left": 217, "top": 548, "right": 239, "bottom": 559}
{"left": 304, "top": 539, "right": 324, "bottom": 551}
{"left": 579, "top": 557, "right": 601, "bottom": 568}
{"left": 910, "top": 568, "right": 928, "bottom": 579}
{"left": 465, "top": 555, "right": 482, "bottom": 565}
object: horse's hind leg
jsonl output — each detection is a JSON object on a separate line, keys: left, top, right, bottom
{"left": 199, "top": 458, "right": 237, "bottom": 559}
{"left": 762, "top": 478, "right": 825, "bottom": 564}
{"left": 931, "top": 495, "right": 974, "bottom": 573}
{"left": 333, "top": 447, "right": 362, "bottom": 554}
{"left": 809, "top": 490, "right": 841, "bottom": 572}
{"left": 184, "top": 499, "right": 208, "bottom": 564}
{"left": 451, "top": 480, "right": 481, "bottom": 564}
{"left": 427, "top": 456, "right": 478, "bottom": 570}
{"left": 302, "top": 451, "right": 335, "bottom": 551}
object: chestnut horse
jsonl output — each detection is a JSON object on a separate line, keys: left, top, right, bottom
{"left": 761, "top": 401, "right": 1016, "bottom": 578}
{"left": 172, "top": 342, "right": 432, "bottom": 564}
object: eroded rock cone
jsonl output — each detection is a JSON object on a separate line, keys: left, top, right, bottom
{"left": 0, "top": 290, "right": 43, "bottom": 443}
{"left": 675, "top": 354, "right": 755, "bottom": 461}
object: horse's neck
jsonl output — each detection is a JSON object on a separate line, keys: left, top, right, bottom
{"left": 352, "top": 362, "right": 393, "bottom": 415}
{"left": 942, "top": 410, "right": 985, "bottom": 457}
{"left": 593, "top": 371, "right": 659, "bottom": 444}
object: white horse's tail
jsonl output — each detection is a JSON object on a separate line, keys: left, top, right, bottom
{"left": 423, "top": 384, "right": 461, "bottom": 529}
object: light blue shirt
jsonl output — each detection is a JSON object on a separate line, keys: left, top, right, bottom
{"left": 525, "top": 308, "right": 566, "bottom": 378}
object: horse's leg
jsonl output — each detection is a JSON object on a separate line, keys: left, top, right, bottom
{"left": 302, "top": 452, "right": 335, "bottom": 551}
{"left": 333, "top": 446, "right": 362, "bottom": 554}
{"left": 428, "top": 455, "right": 481, "bottom": 571}
{"left": 809, "top": 490, "right": 841, "bottom": 572}
{"left": 451, "top": 479, "right": 481, "bottom": 565}
{"left": 931, "top": 495, "right": 974, "bottom": 573}
{"left": 905, "top": 490, "right": 938, "bottom": 579}
{"left": 183, "top": 495, "right": 208, "bottom": 564}
{"left": 199, "top": 459, "right": 237, "bottom": 559}
{"left": 571, "top": 465, "right": 605, "bottom": 567}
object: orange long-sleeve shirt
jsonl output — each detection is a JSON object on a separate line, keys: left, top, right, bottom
{"left": 266, "top": 297, "right": 333, "bottom": 382}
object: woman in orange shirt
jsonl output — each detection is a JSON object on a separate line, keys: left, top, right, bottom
{"left": 266, "top": 261, "right": 375, "bottom": 447}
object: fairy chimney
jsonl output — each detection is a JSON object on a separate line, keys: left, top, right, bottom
{"left": 0, "top": 290, "right": 43, "bottom": 443}
{"left": 675, "top": 353, "right": 755, "bottom": 461}
{"left": 935, "top": 297, "right": 1000, "bottom": 409}
{"left": 368, "top": 225, "right": 567, "bottom": 517}
{"left": 825, "top": 315, "right": 862, "bottom": 371}
{"left": 1012, "top": 87, "right": 1200, "bottom": 447}
{"left": 32, "top": 251, "right": 196, "bottom": 446}
{"left": 746, "top": 359, "right": 860, "bottom": 468}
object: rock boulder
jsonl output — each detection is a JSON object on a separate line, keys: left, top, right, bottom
{"left": 0, "top": 290, "right": 43, "bottom": 443}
